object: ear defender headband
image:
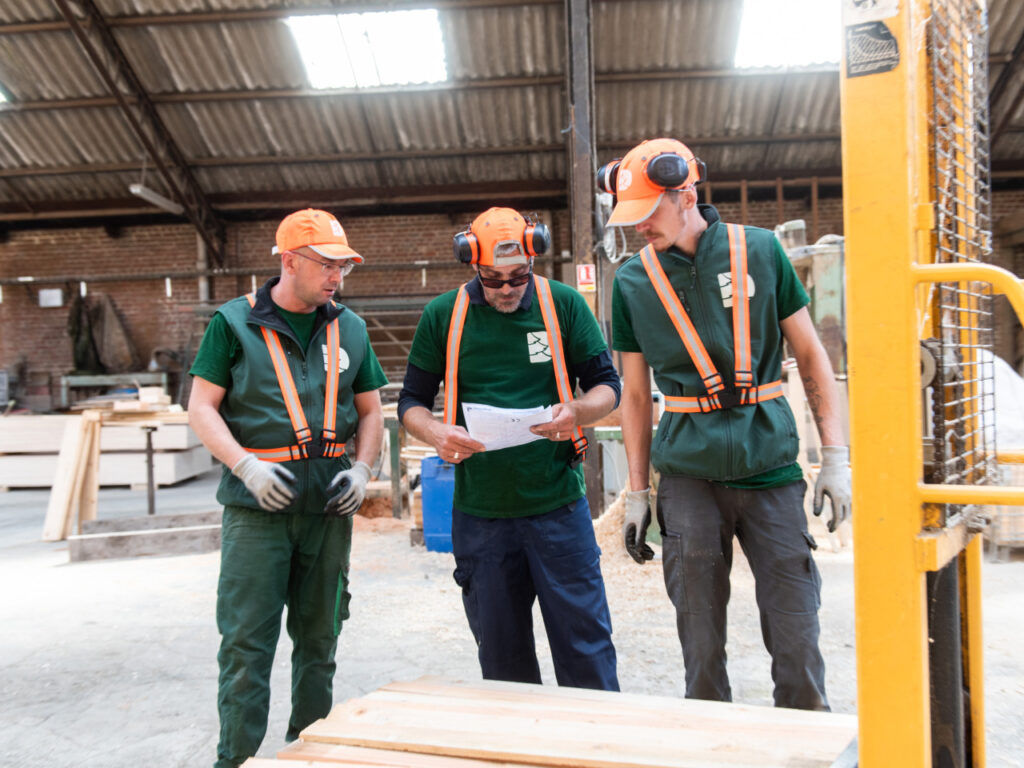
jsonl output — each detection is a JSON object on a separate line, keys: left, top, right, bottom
{"left": 596, "top": 150, "right": 707, "bottom": 200}
{"left": 452, "top": 208, "right": 552, "bottom": 266}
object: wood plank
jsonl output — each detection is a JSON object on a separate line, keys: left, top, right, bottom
{"left": 81, "top": 510, "right": 221, "bottom": 534}
{"left": 245, "top": 760, "right": 367, "bottom": 768}
{"left": 41, "top": 416, "right": 86, "bottom": 541}
{"left": 78, "top": 415, "right": 102, "bottom": 530}
{"left": 301, "top": 687, "right": 856, "bottom": 768}
{"left": 60, "top": 411, "right": 101, "bottom": 541}
{"left": 67, "top": 523, "right": 221, "bottom": 561}
{"left": 0, "top": 414, "right": 199, "bottom": 453}
{"left": 2, "top": 444, "right": 213, "bottom": 489}
{"left": 278, "top": 740, "right": 537, "bottom": 766}
{"left": 380, "top": 676, "right": 854, "bottom": 730}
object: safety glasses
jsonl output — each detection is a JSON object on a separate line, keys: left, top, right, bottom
{"left": 477, "top": 268, "right": 533, "bottom": 289}
{"left": 291, "top": 251, "right": 355, "bottom": 277}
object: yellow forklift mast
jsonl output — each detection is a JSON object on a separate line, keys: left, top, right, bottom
{"left": 841, "top": 0, "right": 1024, "bottom": 765}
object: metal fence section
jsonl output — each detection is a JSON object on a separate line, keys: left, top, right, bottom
{"left": 927, "top": 0, "right": 998, "bottom": 509}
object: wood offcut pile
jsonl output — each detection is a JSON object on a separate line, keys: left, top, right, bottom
{"left": 242, "top": 675, "right": 857, "bottom": 768}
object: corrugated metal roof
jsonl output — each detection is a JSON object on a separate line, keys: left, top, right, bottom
{"left": 0, "top": 0, "right": 1019, "bottom": 219}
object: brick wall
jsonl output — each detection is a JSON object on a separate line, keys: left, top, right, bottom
{"left": 2, "top": 189, "right": 1022, "bottom": 408}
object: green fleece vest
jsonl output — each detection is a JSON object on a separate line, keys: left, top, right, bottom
{"left": 215, "top": 287, "right": 367, "bottom": 514}
{"left": 614, "top": 219, "right": 800, "bottom": 481}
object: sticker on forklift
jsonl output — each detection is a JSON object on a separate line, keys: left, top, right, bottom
{"left": 576, "top": 263, "right": 596, "bottom": 293}
{"left": 842, "top": 0, "right": 899, "bottom": 25}
{"left": 845, "top": 21, "right": 899, "bottom": 78}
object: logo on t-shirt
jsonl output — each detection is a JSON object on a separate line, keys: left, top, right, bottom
{"left": 322, "top": 345, "right": 350, "bottom": 373}
{"left": 717, "top": 272, "right": 756, "bottom": 308}
{"left": 527, "top": 332, "right": 551, "bottom": 363}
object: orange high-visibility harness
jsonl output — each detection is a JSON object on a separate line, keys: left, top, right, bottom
{"left": 443, "top": 276, "right": 588, "bottom": 463}
{"left": 243, "top": 293, "right": 345, "bottom": 462}
{"left": 639, "top": 223, "right": 784, "bottom": 414}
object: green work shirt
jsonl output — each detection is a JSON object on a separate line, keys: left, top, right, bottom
{"left": 408, "top": 277, "right": 609, "bottom": 518}
{"left": 612, "top": 207, "right": 809, "bottom": 488}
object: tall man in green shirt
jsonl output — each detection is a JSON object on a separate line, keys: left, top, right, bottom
{"left": 602, "top": 139, "right": 851, "bottom": 710}
{"left": 398, "top": 207, "right": 621, "bottom": 690}
{"left": 189, "top": 208, "right": 388, "bottom": 767}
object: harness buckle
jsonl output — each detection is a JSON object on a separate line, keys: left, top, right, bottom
{"left": 715, "top": 389, "right": 742, "bottom": 410}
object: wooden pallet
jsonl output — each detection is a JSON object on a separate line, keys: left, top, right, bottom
{"left": 246, "top": 676, "right": 857, "bottom": 768}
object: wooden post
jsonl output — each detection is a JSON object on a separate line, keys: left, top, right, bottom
{"left": 776, "top": 177, "right": 785, "bottom": 223}
{"left": 740, "top": 179, "right": 749, "bottom": 225}
{"left": 811, "top": 176, "right": 820, "bottom": 243}
{"left": 565, "top": 0, "right": 596, "bottom": 314}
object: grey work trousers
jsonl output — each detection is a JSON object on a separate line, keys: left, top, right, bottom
{"left": 657, "top": 476, "right": 829, "bottom": 711}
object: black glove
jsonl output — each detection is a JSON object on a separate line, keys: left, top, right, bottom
{"left": 323, "top": 461, "right": 372, "bottom": 517}
{"left": 623, "top": 489, "right": 655, "bottom": 564}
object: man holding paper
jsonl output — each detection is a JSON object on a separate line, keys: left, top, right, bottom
{"left": 398, "top": 206, "right": 621, "bottom": 690}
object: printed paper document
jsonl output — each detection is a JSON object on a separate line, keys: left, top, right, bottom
{"left": 462, "top": 402, "right": 553, "bottom": 452}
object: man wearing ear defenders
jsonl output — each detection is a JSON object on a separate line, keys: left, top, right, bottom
{"left": 397, "top": 206, "right": 621, "bottom": 690}
{"left": 602, "top": 138, "right": 850, "bottom": 711}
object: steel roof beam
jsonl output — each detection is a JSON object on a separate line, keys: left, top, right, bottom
{"left": 0, "top": 135, "right": 847, "bottom": 179}
{"left": 4, "top": 1, "right": 563, "bottom": 34}
{"left": 1, "top": 69, "right": 846, "bottom": 112}
{"left": 52, "top": 0, "right": 225, "bottom": 265}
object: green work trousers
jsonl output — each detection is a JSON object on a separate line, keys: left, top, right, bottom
{"left": 214, "top": 506, "right": 353, "bottom": 768}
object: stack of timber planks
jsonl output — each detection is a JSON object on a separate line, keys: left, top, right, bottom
{"left": 245, "top": 675, "right": 857, "bottom": 768}
{"left": 1, "top": 410, "right": 210, "bottom": 492}
{"left": 35, "top": 408, "right": 211, "bottom": 542}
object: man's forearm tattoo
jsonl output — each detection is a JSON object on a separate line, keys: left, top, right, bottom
{"left": 802, "top": 374, "right": 825, "bottom": 434}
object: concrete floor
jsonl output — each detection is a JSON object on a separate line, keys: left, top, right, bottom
{"left": 1, "top": 469, "right": 1022, "bottom": 768}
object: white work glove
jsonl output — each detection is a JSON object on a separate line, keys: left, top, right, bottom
{"left": 324, "top": 461, "right": 372, "bottom": 518}
{"left": 231, "top": 453, "right": 296, "bottom": 512}
{"left": 623, "top": 488, "right": 655, "bottom": 564}
{"left": 813, "top": 445, "right": 852, "bottom": 533}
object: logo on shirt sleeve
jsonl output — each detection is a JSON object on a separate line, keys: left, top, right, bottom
{"left": 527, "top": 332, "right": 551, "bottom": 363}
{"left": 717, "top": 272, "right": 756, "bottom": 308}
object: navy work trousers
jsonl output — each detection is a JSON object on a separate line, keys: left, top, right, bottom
{"left": 657, "top": 477, "right": 829, "bottom": 711}
{"left": 451, "top": 497, "right": 619, "bottom": 691}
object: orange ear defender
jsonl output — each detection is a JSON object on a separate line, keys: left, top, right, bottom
{"left": 596, "top": 142, "right": 707, "bottom": 199}
{"left": 452, "top": 207, "right": 551, "bottom": 265}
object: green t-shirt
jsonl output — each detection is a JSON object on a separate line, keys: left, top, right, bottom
{"left": 276, "top": 305, "right": 318, "bottom": 351}
{"left": 190, "top": 310, "right": 387, "bottom": 394}
{"left": 409, "top": 280, "right": 609, "bottom": 517}
{"left": 612, "top": 238, "right": 809, "bottom": 490}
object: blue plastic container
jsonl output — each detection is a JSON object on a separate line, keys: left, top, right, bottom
{"left": 420, "top": 456, "right": 455, "bottom": 552}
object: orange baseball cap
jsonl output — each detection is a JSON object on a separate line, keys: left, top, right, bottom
{"left": 471, "top": 207, "right": 532, "bottom": 266}
{"left": 272, "top": 208, "right": 363, "bottom": 262}
{"left": 605, "top": 138, "right": 701, "bottom": 227}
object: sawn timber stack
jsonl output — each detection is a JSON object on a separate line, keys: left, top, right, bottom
{"left": 245, "top": 675, "right": 857, "bottom": 768}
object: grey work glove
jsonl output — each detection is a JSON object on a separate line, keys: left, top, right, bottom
{"left": 324, "top": 461, "right": 372, "bottom": 518}
{"left": 231, "top": 453, "right": 296, "bottom": 511}
{"left": 813, "top": 445, "right": 852, "bottom": 533}
{"left": 623, "top": 488, "right": 655, "bottom": 564}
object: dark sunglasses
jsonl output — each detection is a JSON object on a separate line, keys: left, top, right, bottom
{"left": 477, "top": 269, "right": 533, "bottom": 289}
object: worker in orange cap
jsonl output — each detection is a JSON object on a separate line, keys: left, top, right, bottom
{"left": 398, "top": 207, "right": 621, "bottom": 690}
{"left": 601, "top": 139, "right": 850, "bottom": 711}
{"left": 188, "top": 208, "right": 388, "bottom": 767}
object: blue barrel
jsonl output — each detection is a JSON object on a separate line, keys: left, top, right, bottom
{"left": 420, "top": 456, "right": 454, "bottom": 552}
